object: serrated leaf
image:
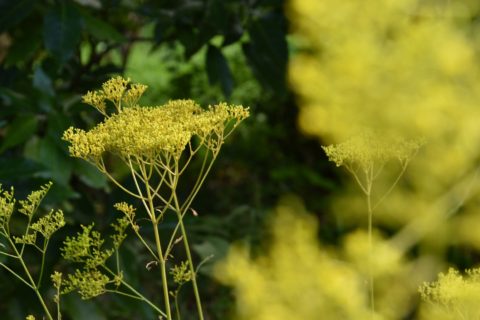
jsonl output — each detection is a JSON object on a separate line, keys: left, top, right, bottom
{"left": 206, "top": 45, "right": 234, "bottom": 98}
{"left": 43, "top": 3, "right": 83, "bottom": 62}
{"left": 0, "top": 115, "right": 38, "bottom": 154}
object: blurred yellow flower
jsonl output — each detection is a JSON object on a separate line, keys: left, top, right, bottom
{"left": 216, "top": 196, "right": 379, "bottom": 320}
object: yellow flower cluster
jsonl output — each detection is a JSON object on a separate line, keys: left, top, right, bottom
{"left": 82, "top": 76, "right": 148, "bottom": 115}
{"left": 31, "top": 209, "right": 65, "bottom": 239}
{"left": 63, "top": 269, "right": 111, "bottom": 300}
{"left": 322, "top": 131, "right": 423, "bottom": 170}
{"left": 419, "top": 268, "right": 480, "bottom": 319}
{"left": 18, "top": 181, "right": 53, "bottom": 218}
{"left": 170, "top": 261, "right": 192, "bottom": 285}
{"left": 64, "top": 78, "right": 249, "bottom": 163}
{"left": 0, "top": 185, "right": 15, "bottom": 228}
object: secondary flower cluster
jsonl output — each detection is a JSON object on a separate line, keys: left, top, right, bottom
{"left": 63, "top": 77, "right": 249, "bottom": 163}
{"left": 322, "top": 130, "right": 423, "bottom": 171}
{"left": 419, "top": 268, "right": 480, "bottom": 318}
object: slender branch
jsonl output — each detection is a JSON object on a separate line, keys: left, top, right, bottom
{"left": 8, "top": 237, "right": 54, "bottom": 320}
{"left": 345, "top": 165, "right": 368, "bottom": 195}
{"left": 140, "top": 161, "right": 172, "bottom": 320}
{"left": 99, "top": 159, "right": 146, "bottom": 201}
{"left": 0, "top": 250, "right": 19, "bottom": 259}
{"left": 171, "top": 159, "right": 204, "bottom": 320}
{"left": 372, "top": 160, "right": 410, "bottom": 211}
{"left": 36, "top": 238, "right": 49, "bottom": 289}
{"left": 0, "top": 262, "right": 34, "bottom": 289}
{"left": 103, "top": 266, "right": 167, "bottom": 318}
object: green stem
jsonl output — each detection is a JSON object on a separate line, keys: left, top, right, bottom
{"left": 180, "top": 151, "right": 219, "bottom": 213}
{"left": 172, "top": 163, "right": 204, "bottom": 320}
{"left": 174, "top": 290, "right": 181, "bottom": 320}
{"left": 103, "top": 267, "right": 167, "bottom": 318}
{"left": 0, "top": 261, "right": 34, "bottom": 289}
{"left": 152, "top": 221, "right": 172, "bottom": 320}
{"left": 36, "top": 239, "right": 49, "bottom": 288}
{"left": 55, "top": 282, "right": 61, "bottom": 320}
{"left": 365, "top": 171, "right": 375, "bottom": 316}
{"left": 141, "top": 162, "right": 172, "bottom": 320}
{"left": 9, "top": 238, "right": 53, "bottom": 320}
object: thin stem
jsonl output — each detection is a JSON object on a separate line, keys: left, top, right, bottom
{"left": 103, "top": 266, "right": 167, "bottom": 318}
{"left": 140, "top": 162, "right": 172, "bottom": 320}
{"left": 20, "top": 216, "right": 33, "bottom": 256}
{"left": 364, "top": 167, "right": 374, "bottom": 316}
{"left": 131, "top": 225, "right": 159, "bottom": 261}
{"left": 165, "top": 211, "right": 188, "bottom": 260}
{"left": 129, "top": 158, "right": 153, "bottom": 219}
{"left": 171, "top": 161, "right": 204, "bottom": 320}
{"left": 99, "top": 159, "right": 146, "bottom": 201}
{"left": 180, "top": 150, "right": 220, "bottom": 214}
{"left": 372, "top": 160, "right": 409, "bottom": 211}
{"left": 36, "top": 239, "right": 49, "bottom": 289}
{"left": 180, "top": 150, "right": 210, "bottom": 212}
{"left": 0, "top": 250, "right": 19, "bottom": 259}
{"left": 133, "top": 157, "right": 175, "bottom": 213}
{"left": 8, "top": 237, "right": 53, "bottom": 320}
{"left": 0, "top": 261, "right": 34, "bottom": 289}
{"left": 55, "top": 282, "right": 61, "bottom": 320}
{"left": 106, "top": 289, "right": 144, "bottom": 300}
{"left": 367, "top": 189, "right": 375, "bottom": 315}
{"left": 153, "top": 221, "right": 172, "bottom": 320}
{"left": 174, "top": 290, "right": 182, "bottom": 320}
{"left": 345, "top": 165, "right": 368, "bottom": 194}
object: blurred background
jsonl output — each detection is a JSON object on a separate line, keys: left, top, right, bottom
{"left": 2, "top": 0, "right": 480, "bottom": 319}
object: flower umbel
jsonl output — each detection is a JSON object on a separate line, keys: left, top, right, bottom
{"left": 62, "top": 77, "right": 249, "bottom": 320}
{"left": 322, "top": 130, "right": 423, "bottom": 171}
{"left": 64, "top": 78, "right": 249, "bottom": 163}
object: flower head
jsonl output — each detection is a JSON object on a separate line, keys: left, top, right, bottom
{"left": 322, "top": 130, "right": 423, "bottom": 170}
{"left": 64, "top": 77, "right": 249, "bottom": 163}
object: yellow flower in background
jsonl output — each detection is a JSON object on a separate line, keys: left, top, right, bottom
{"left": 288, "top": 0, "right": 480, "bottom": 141}
{"left": 288, "top": 0, "right": 480, "bottom": 256}
{"left": 216, "top": 196, "right": 378, "bottom": 320}
{"left": 419, "top": 268, "right": 480, "bottom": 319}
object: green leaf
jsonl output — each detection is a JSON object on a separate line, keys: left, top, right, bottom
{"left": 243, "top": 13, "right": 288, "bottom": 93}
{"left": 206, "top": 45, "right": 234, "bottom": 98}
{"left": 0, "top": 115, "right": 38, "bottom": 154}
{"left": 43, "top": 3, "right": 83, "bottom": 62}
{"left": 33, "top": 67, "right": 55, "bottom": 97}
{"left": 0, "top": 157, "right": 43, "bottom": 180}
{"left": 74, "top": 160, "right": 108, "bottom": 189}
{"left": 0, "top": 0, "right": 35, "bottom": 32}
{"left": 24, "top": 136, "right": 73, "bottom": 186}
{"left": 80, "top": 9, "right": 125, "bottom": 42}
{"left": 0, "top": 88, "right": 28, "bottom": 115}
{"left": 192, "top": 236, "right": 230, "bottom": 275}
{"left": 4, "top": 30, "right": 41, "bottom": 67}
{"left": 63, "top": 294, "right": 107, "bottom": 320}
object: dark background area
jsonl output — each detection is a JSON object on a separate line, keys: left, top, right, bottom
{"left": 0, "top": 0, "right": 337, "bottom": 319}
